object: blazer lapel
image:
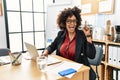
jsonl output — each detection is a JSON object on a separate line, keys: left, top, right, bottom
{"left": 74, "top": 30, "right": 83, "bottom": 62}
{"left": 57, "top": 31, "right": 66, "bottom": 55}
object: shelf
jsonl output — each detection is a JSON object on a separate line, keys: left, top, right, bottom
{"left": 107, "top": 63, "right": 120, "bottom": 69}
{"left": 101, "top": 61, "right": 120, "bottom": 69}
{"left": 93, "top": 40, "right": 106, "bottom": 44}
{"left": 108, "top": 42, "right": 120, "bottom": 46}
{"left": 93, "top": 40, "right": 120, "bottom": 46}
{"left": 101, "top": 61, "right": 107, "bottom": 65}
{"left": 93, "top": 40, "right": 120, "bottom": 80}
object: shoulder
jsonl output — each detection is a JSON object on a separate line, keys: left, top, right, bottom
{"left": 58, "top": 30, "right": 64, "bottom": 34}
{"left": 76, "top": 29, "right": 87, "bottom": 42}
{"left": 57, "top": 30, "right": 65, "bottom": 36}
{"left": 76, "top": 29, "right": 85, "bottom": 36}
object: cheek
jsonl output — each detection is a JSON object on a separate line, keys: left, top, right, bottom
{"left": 73, "top": 23, "right": 77, "bottom": 27}
{"left": 66, "top": 24, "right": 69, "bottom": 28}
{"left": 66, "top": 23, "right": 68, "bottom": 26}
{"left": 66, "top": 26, "right": 69, "bottom": 30}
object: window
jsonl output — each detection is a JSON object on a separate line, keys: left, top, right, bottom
{"left": 3, "top": 0, "right": 53, "bottom": 52}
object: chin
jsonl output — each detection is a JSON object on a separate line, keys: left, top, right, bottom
{"left": 68, "top": 30, "right": 75, "bottom": 33}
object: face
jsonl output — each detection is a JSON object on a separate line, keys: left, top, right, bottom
{"left": 66, "top": 15, "right": 77, "bottom": 33}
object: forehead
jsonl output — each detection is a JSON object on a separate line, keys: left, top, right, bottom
{"left": 67, "top": 15, "right": 76, "bottom": 20}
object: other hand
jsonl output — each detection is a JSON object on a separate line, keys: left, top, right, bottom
{"left": 40, "top": 50, "right": 49, "bottom": 57}
{"left": 82, "top": 26, "right": 91, "bottom": 36}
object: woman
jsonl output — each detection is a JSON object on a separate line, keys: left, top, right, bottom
{"left": 42, "top": 6, "right": 96, "bottom": 80}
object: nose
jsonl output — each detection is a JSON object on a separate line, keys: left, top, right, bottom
{"left": 70, "top": 21, "right": 75, "bottom": 24}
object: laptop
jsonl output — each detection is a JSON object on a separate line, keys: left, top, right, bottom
{"left": 24, "top": 42, "right": 62, "bottom": 65}
{"left": 24, "top": 42, "right": 39, "bottom": 60}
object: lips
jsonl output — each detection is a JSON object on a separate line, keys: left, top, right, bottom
{"left": 67, "top": 25, "right": 76, "bottom": 32}
{"left": 69, "top": 26, "right": 75, "bottom": 29}
{"left": 70, "top": 25, "right": 75, "bottom": 28}
{"left": 68, "top": 27, "right": 75, "bottom": 32}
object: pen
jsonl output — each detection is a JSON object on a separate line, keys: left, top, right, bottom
{"left": 41, "top": 49, "right": 46, "bottom": 56}
{"left": 9, "top": 52, "right": 16, "bottom": 59}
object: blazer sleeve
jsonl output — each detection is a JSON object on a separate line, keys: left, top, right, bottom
{"left": 46, "top": 31, "right": 63, "bottom": 54}
{"left": 86, "top": 42, "right": 96, "bottom": 59}
{"left": 80, "top": 30, "right": 96, "bottom": 59}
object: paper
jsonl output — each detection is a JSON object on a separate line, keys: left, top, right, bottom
{"left": 47, "top": 55, "right": 62, "bottom": 65}
{"left": 48, "top": 61, "right": 82, "bottom": 78}
{"left": 0, "top": 56, "right": 10, "bottom": 65}
{"left": 81, "top": 3, "right": 91, "bottom": 14}
{"left": 99, "top": 0, "right": 112, "bottom": 12}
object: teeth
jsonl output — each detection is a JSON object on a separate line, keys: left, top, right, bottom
{"left": 69, "top": 26, "right": 74, "bottom": 28}
{"left": 70, "top": 27, "right": 74, "bottom": 28}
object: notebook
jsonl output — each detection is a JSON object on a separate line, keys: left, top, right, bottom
{"left": 24, "top": 42, "right": 62, "bottom": 65}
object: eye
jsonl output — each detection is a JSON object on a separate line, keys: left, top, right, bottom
{"left": 66, "top": 19, "right": 77, "bottom": 24}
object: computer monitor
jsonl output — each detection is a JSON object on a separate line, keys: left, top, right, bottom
{"left": 115, "top": 25, "right": 120, "bottom": 34}
{"left": 115, "top": 25, "right": 120, "bottom": 42}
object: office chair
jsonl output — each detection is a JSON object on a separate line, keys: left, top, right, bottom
{"left": 0, "top": 48, "right": 11, "bottom": 56}
{"left": 88, "top": 46, "right": 104, "bottom": 80}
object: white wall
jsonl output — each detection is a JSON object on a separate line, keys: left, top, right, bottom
{"left": 55, "top": 0, "right": 81, "bottom": 7}
{"left": 54, "top": 0, "right": 72, "bottom": 4}
{"left": 0, "top": 16, "right": 7, "bottom": 48}
{"left": 0, "top": 0, "right": 7, "bottom": 48}
{"left": 110, "top": 0, "right": 120, "bottom": 25}
{"left": 71, "top": 0, "right": 81, "bottom": 7}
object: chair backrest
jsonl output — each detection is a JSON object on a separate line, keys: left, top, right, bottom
{"left": 88, "top": 46, "right": 104, "bottom": 66}
{"left": 0, "top": 48, "right": 11, "bottom": 56}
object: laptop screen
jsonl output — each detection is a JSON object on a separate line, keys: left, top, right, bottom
{"left": 24, "top": 42, "right": 39, "bottom": 60}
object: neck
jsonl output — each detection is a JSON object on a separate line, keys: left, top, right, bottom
{"left": 68, "top": 32, "right": 76, "bottom": 41}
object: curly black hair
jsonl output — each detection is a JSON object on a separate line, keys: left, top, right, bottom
{"left": 57, "top": 6, "right": 82, "bottom": 30}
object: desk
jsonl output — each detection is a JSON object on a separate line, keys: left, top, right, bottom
{"left": 0, "top": 54, "right": 90, "bottom": 80}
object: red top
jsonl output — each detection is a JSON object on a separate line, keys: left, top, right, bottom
{"left": 60, "top": 33, "right": 76, "bottom": 61}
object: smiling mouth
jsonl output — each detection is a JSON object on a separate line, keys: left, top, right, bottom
{"left": 69, "top": 26, "right": 75, "bottom": 29}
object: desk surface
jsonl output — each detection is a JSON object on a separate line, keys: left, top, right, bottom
{"left": 0, "top": 54, "right": 90, "bottom": 80}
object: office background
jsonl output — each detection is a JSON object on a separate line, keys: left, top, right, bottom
{"left": 0, "top": 0, "right": 80, "bottom": 52}
{"left": 0, "top": 0, "right": 120, "bottom": 52}
{"left": 0, "top": 0, "right": 120, "bottom": 80}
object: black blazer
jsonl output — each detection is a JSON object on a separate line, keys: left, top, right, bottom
{"left": 46, "top": 29, "right": 96, "bottom": 66}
